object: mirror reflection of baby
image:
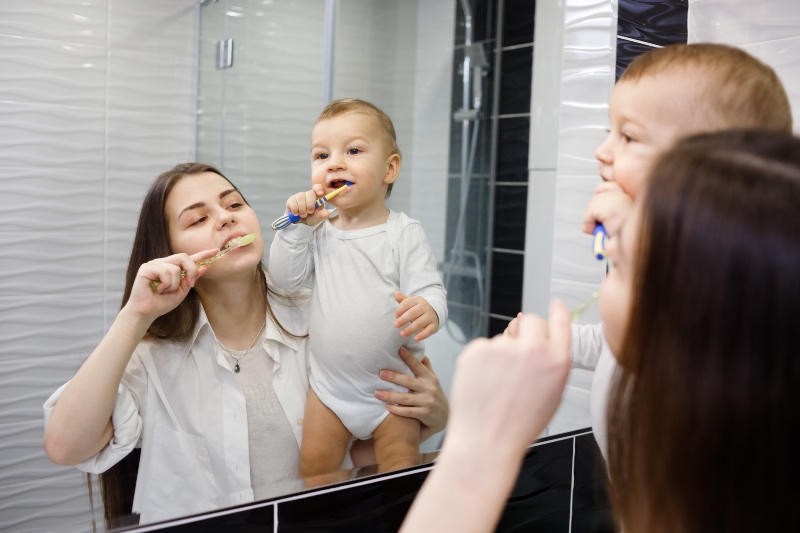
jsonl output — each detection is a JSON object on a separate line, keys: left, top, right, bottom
{"left": 268, "top": 98, "right": 447, "bottom": 477}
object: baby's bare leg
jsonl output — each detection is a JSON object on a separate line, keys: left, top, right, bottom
{"left": 300, "top": 389, "right": 352, "bottom": 478}
{"left": 372, "top": 413, "right": 421, "bottom": 473}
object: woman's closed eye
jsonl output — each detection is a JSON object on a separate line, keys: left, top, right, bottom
{"left": 190, "top": 215, "right": 207, "bottom": 227}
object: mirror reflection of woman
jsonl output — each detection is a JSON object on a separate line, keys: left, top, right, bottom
{"left": 42, "top": 163, "right": 448, "bottom": 526}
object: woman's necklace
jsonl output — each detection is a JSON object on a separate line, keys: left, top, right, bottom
{"left": 216, "top": 321, "right": 266, "bottom": 373}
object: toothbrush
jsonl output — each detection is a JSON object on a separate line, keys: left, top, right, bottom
{"left": 571, "top": 291, "right": 599, "bottom": 323}
{"left": 149, "top": 233, "right": 256, "bottom": 292}
{"left": 592, "top": 223, "right": 607, "bottom": 260}
{"left": 271, "top": 181, "right": 353, "bottom": 230}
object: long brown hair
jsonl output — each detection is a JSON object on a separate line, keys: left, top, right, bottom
{"left": 97, "top": 163, "right": 305, "bottom": 528}
{"left": 607, "top": 130, "right": 800, "bottom": 532}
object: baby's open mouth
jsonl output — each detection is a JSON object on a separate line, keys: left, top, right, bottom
{"left": 330, "top": 179, "right": 349, "bottom": 190}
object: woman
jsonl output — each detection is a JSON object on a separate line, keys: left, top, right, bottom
{"left": 401, "top": 130, "right": 800, "bottom": 532}
{"left": 43, "top": 163, "right": 448, "bottom": 525}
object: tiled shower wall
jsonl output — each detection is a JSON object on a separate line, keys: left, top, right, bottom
{"left": 0, "top": 1, "right": 198, "bottom": 531}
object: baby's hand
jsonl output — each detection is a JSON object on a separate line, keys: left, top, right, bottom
{"left": 285, "top": 184, "right": 329, "bottom": 226}
{"left": 581, "top": 181, "right": 633, "bottom": 237}
{"left": 394, "top": 291, "right": 439, "bottom": 341}
{"left": 504, "top": 312, "right": 523, "bottom": 337}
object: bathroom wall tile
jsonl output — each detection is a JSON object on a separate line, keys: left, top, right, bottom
{"left": 688, "top": 0, "right": 800, "bottom": 45}
{"left": 104, "top": 290, "right": 124, "bottom": 330}
{"left": 0, "top": 0, "right": 108, "bottom": 46}
{"left": 546, "top": 369, "right": 594, "bottom": 436}
{"left": 615, "top": 37, "right": 657, "bottom": 78}
{"left": 499, "top": 46, "right": 533, "bottom": 115}
{"left": 522, "top": 170, "right": 557, "bottom": 316}
{"left": 503, "top": 0, "right": 535, "bottom": 47}
{"left": 108, "top": 48, "right": 196, "bottom": 115}
{"left": 105, "top": 230, "right": 134, "bottom": 295}
{"left": 618, "top": 0, "right": 688, "bottom": 47}
{"left": 105, "top": 168, "right": 158, "bottom": 234}
{"left": 0, "top": 294, "right": 104, "bottom": 361}
{"left": 571, "top": 433, "right": 616, "bottom": 532}
{"left": 551, "top": 176, "right": 608, "bottom": 285}
{"left": 106, "top": 110, "right": 195, "bottom": 173}
{"left": 0, "top": 354, "right": 82, "bottom": 426}
{"left": 0, "top": 35, "right": 106, "bottom": 108}
{"left": 445, "top": 176, "right": 491, "bottom": 267}
{"left": 492, "top": 184, "right": 528, "bottom": 251}
{"left": 494, "top": 437, "right": 573, "bottom": 530}
{"left": 0, "top": 167, "right": 104, "bottom": 232}
{"left": 0, "top": 419, "right": 76, "bottom": 487}
{"left": 563, "top": 0, "right": 616, "bottom": 51}
{"left": 277, "top": 467, "right": 431, "bottom": 531}
{"left": 489, "top": 251, "right": 524, "bottom": 318}
{"left": 0, "top": 232, "right": 104, "bottom": 297}
{"left": 108, "top": 0, "right": 197, "bottom": 58}
{"left": 557, "top": 67, "right": 610, "bottom": 176}
{"left": 497, "top": 116, "right": 530, "bottom": 182}
{"left": 550, "top": 277, "right": 602, "bottom": 325}
{"left": 0, "top": 101, "right": 105, "bottom": 169}
{"left": 0, "top": 472, "right": 99, "bottom": 533}
{"left": 489, "top": 316, "right": 510, "bottom": 336}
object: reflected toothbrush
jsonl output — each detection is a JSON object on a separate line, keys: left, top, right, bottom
{"left": 571, "top": 291, "right": 599, "bottom": 323}
{"left": 149, "top": 233, "right": 256, "bottom": 292}
{"left": 271, "top": 181, "right": 353, "bottom": 230}
{"left": 592, "top": 223, "right": 607, "bottom": 260}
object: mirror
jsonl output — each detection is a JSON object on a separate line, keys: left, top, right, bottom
{"left": 0, "top": 0, "right": 601, "bottom": 531}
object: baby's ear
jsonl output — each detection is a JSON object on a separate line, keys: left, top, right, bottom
{"left": 383, "top": 153, "right": 401, "bottom": 184}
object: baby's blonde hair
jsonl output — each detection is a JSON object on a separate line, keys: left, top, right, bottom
{"left": 316, "top": 98, "right": 401, "bottom": 197}
{"left": 620, "top": 43, "right": 792, "bottom": 133}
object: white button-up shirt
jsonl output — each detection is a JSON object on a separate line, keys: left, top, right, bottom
{"left": 44, "top": 291, "right": 319, "bottom": 524}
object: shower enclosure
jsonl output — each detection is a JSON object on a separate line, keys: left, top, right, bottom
{"left": 196, "top": 0, "right": 498, "bottom": 429}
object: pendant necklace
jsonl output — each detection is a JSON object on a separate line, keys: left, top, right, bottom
{"left": 217, "top": 321, "right": 266, "bottom": 373}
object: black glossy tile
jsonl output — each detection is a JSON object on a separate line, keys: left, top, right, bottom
{"left": 571, "top": 434, "right": 617, "bottom": 533}
{"left": 277, "top": 468, "right": 430, "bottom": 532}
{"left": 496, "top": 116, "right": 529, "bottom": 182}
{"left": 454, "top": 0, "right": 496, "bottom": 45}
{"left": 495, "top": 437, "right": 574, "bottom": 531}
{"left": 499, "top": 46, "right": 533, "bottom": 115}
{"left": 615, "top": 38, "right": 655, "bottom": 80}
{"left": 492, "top": 184, "right": 528, "bottom": 251}
{"left": 618, "top": 0, "right": 688, "bottom": 48}
{"left": 147, "top": 503, "right": 276, "bottom": 532}
{"left": 503, "top": 0, "right": 535, "bottom": 47}
{"left": 445, "top": 176, "right": 492, "bottom": 261}
{"left": 489, "top": 251, "right": 524, "bottom": 318}
{"left": 489, "top": 316, "right": 511, "bottom": 337}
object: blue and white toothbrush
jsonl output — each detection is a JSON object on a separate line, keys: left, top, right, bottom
{"left": 592, "top": 223, "right": 607, "bottom": 260}
{"left": 270, "top": 181, "right": 353, "bottom": 230}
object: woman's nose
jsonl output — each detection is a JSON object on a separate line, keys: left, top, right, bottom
{"left": 217, "top": 207, "right": 236, "bottom": 227}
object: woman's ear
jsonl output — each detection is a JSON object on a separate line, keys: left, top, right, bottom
{"left": 383, "top": 153, "right": 401, "bottom": 185}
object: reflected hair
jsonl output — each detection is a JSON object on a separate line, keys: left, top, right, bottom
{"left": 316, "top": 98, "right": 401, "bottom": 197}
{"left": 607, "top": 130, "right": 800, "bottom": 532}
{"left": 620, "top": 43, "right": 792, "bottom": 132}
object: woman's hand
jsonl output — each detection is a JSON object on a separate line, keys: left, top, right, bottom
{"left": 124, "top": 249, "right": 218, "bottom": 323}
{"left": 376, "top": 347, "right": 449, "bottom": 440}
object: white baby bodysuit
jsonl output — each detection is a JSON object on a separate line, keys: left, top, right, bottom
{"left": 268, "top": 210, "right": 447, "bottom": 439}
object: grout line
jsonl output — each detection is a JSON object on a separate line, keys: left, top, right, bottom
{"left": 492, "top": 247, "right": 525, "bottom": 255}
{"left": 568, "top": 436, "right": 576, "bottom": 532}
{"left": 532, "top": 430, "right": 592, "bottom": 448}
{"left": 501, "top": 42, "right": 534, "bottom": 52}
{"left": 617, "top": 34, "right": 662, "bottom": 49}
{"left": 274, "top": 504, "right": 278, "bottom": 533}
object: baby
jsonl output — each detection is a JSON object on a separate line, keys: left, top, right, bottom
{"left": 508, "top": 43, "right": 792, "bottom": 460}
{"left": 269, "top": 98, "right": 447, "bottom": 476}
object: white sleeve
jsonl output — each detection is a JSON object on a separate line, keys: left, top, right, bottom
{"left": 268, "top": 223, "right": 316, "bottom": 289}
{"left": 570, "top": 323, "right": 606, "bottom": 370}
{"left": 397, "top": 222, "right": 448, "bottom": 330}
{"left": 42, "top": 354, "right": 147, "bottom": 474}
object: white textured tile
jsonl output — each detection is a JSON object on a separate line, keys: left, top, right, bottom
{"left": 688, "top": 0, "right": 800, "bottom": 45}
{"left": 551, "top": 176, "right": 607, "bottom": 285}
{"left": 0, "top": 167, "right": 104, "bottom": 231}
{"left": 563, "top": 0, "right": 615, "bottom": 50}
{"left": 0, "top": 0, "right": 108, "bottom": 46}
{"left": 0, "top": 471, "right": 100, "bottom": 533}
{"left": 105, "top": 168, "right": 152, "bottom": 233}
{"left": 546, "top": 368, "right": 594, "bottom": 436}
{"left": 557, "top": 67, "right": 611, "bottom": 176}
{"left": 0, "top": 355, "right": 83, "bottom": 426}
{"left": 104, "top": 231, "right": 135, "bottom": 295}
{"left": 107, "top": 110, "right": 195, "bottom": 172}
{"left": 0, "top": 419, "right": 76, "bottom": 487}
{"left": 104, "top": 290, "right": 124, "bottom": 330}
{"left": 109, "top": 0, "right": 197, "bottom": 57}
{"left": 550, "top": 277, "right": 603, "bottom": 325}
{"left": 108, "top": 48, "right": 195, "bottom": 115}
{"left": 0, "top": 101, "right": 105, "bottom": 169}
{"left": 0, "top": 232, "right": 104, "bottom": 297}
{"left": 0, "top": 35, "right": 106, "bottom": 108}
{"left": 0, "top": 295, "right": 104, "bottom": 360}
{"left": 521, "top": 170, "right": 557, "bottom": 316}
